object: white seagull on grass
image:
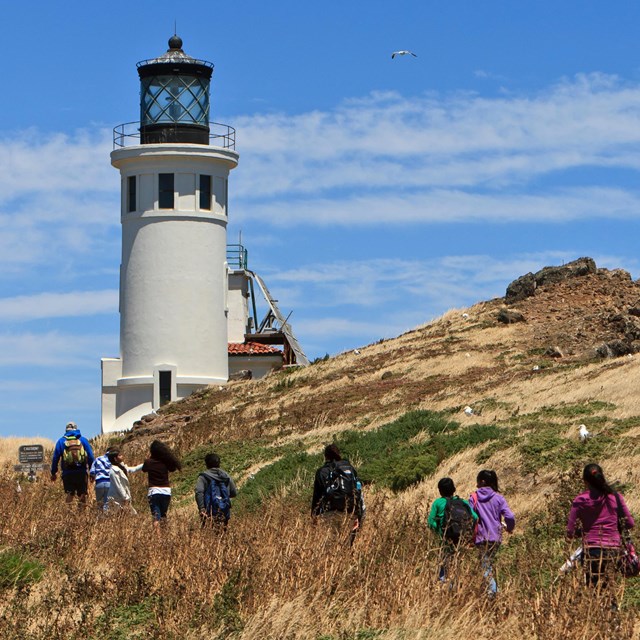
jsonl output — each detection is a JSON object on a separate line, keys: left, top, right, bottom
{"left": 579, "top": 424, "right": 591, "bottom": 442}
{"left": 391, "top": 50, "right": 417, "bottom": 59}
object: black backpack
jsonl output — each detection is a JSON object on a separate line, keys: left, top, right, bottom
{"left": 322, "top": 460, "right": 361, "bottom": 514}
{"left": 443, "top": 497, "right": 474, "bottom": 545}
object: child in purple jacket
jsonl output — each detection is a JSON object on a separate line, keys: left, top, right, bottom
{"left": 567, "top": 463, "right": 634, "bottom": 588}
{"left": 470, "top": 469, "right": 515, "bottom": 596}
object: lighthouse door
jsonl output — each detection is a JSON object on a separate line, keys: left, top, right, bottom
{"left": 159, "top": 371, "right": 172, "bottom": 406}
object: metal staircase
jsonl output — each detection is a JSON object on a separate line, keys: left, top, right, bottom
{"left": 248, "top": 270, "right": 310, "bottom": 366}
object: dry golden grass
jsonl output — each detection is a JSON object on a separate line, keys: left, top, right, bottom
{"left": 0, "top": 474, "right": 637, "bottom": 640}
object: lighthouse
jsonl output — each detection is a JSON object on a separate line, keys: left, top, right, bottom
{"left": 101, "top": 35, "right": 239, "bottom": 433}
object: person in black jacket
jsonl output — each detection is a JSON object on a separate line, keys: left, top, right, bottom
{"left": 311, "top": 444, "right": 364, "bottom": 544}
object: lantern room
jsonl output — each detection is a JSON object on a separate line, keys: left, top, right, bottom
{"left": 137, "top": 34, "right": 213, "bottom": 144}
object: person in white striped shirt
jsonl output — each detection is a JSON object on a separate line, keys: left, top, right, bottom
{"left": 89, "top": 449, "right": 113, "bottom": 508}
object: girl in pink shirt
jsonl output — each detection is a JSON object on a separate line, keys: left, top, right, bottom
{"left": 567, "top": 463, "right": 634, "bottom": 588}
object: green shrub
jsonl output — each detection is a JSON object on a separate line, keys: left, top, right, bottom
{"left": 212, "top": 570, "right": 244, "bottom": 636}
{"left": 0, "top": 549, "right": 44, "bottom": 589}
{"left": 235, "top": 451, "right": 319, "bottom": 512}
{"left": 229, "top": 411, "right": 507, "bottom": 512}
{"left": 344, "top": 413, "right": 506, "bottom": 491}
{"left": 94, "top": 599, "right": 157, "bottom": 640}
{"left": 390, "top": 454, "right": 439, "bottom": 491}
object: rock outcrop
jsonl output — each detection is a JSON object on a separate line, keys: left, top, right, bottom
{"left": 505, "top": 257, "right": 597, "bottom": 304}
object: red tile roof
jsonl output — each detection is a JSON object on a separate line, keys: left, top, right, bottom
{"left": 228, "top": 342, "right": 283, "bottom": 356}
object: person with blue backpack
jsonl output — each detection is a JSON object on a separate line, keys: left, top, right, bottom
{"left": 50, "top": 422, "right": 95, "bottom": 507}
{"left": 194, "top": 453, "right": 237, "bottom": 527}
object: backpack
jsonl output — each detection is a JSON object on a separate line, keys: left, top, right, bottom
{"left": 203, "top": 476, "right": 231, "bottom": 523}
{"left": 322, "top": 460, "right": 362, "bottom": 514}
{"left": 614, "top": 492, "right": 640, "bottom": 577}
{"left": 443, "top": 497, "right": 475, "bottom": 545}
{"left": 62, "top": 435, "right": 87, "bottom": 469}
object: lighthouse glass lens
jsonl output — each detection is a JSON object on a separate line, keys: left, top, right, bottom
{"left": 141, "top": 75, "right": 210, "bottom": 126}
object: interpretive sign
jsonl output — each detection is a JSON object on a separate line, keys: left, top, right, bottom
{"left": 18, "top": 445, "right": 44, "bottom": 464}
{"left": 14, "top": 464, "right": 46, "bottom": 473}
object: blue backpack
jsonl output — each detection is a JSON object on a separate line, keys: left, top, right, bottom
{"left": 203, "top": 476, "right": 231, "bottom": 522}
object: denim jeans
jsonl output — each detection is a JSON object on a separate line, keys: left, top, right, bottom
{"left": 148, "top": 494, "right": 171, "bottom": 522}
{"left": 583, "top": 546, "right": 619, "bottom": 588}
{"left": 94, "top": 483, "right": 109, "bottom": 507}
{"left": 477, "top": 542, "right": 500, "bottom": 596}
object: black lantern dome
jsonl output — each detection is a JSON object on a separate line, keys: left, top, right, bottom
{"left": 136, "top": 35, "right": 214, "bottom": 144}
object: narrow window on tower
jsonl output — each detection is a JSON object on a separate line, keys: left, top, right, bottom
{"left": 127, "top": 175, "right": 137, "bottom": 212}
{"left": 159, "top": 371, "right": 172, "bottom": 406}
{"left": 199, "top": 175, "right": 211, "bottom": 210}
{"left": 158, "top": 173, "right": 175, "bottom": 209}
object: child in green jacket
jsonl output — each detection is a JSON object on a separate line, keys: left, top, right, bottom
{"left": 428, "top": 477, "right": 478, "bottom": 581}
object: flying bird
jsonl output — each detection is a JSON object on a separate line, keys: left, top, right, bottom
{"left": 579, "top": 424, "right": 591, "bottom": 442}
{"left": 391, "top": 50, "right": 417, "bottom": 59}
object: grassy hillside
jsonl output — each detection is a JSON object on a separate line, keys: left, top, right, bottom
{"left": 2, "top": 263, "right": 640, "bottom": 639}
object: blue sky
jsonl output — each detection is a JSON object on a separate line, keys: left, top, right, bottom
{"left": 3, "top": 1, "right": 640, "bottom": 440}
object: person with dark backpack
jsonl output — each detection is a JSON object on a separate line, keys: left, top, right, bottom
{"left": 428, "top": 477, "right": 478, "bottom": 582}
{"left": 311, "top": 444, "right": 365, "bottom": 545}
{"left": 50, "top": 422, "right": 95, "bottom": 507}
{"left": 194, "top": 453, "right": 237, "bottom": 527}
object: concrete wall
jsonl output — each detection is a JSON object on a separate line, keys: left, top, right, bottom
{"left": 227, "top": 269, "right": 250, "bottom": 343}
{"left": 101, "top": 358, "right": 121, "bottom": 434}
{"left": 229, "top": 354, "right": 282, "bottom": 379}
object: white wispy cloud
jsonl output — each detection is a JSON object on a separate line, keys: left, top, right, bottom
{"left": 235, "top": 186, "right": 640, "bottom": 226}
{"left": 0, "top": 290, "right": 118, "bottom": 322}
{"left": 0, "top": 129, "right": 114, "bottom": 198}
{"left": 230, "top": 74, "right": 640, "bottom": 226}
{"left": 0, "top": 332, "right": 115, "bottom": 367}
{"left": 265, "top": 251, "right": 580, "bottom": 312}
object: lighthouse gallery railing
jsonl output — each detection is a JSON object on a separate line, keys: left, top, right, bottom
{"left": 113, "top": 121, "right": 236, "bottom": 150}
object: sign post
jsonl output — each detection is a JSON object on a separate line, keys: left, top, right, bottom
{"left": 16, "top": 445, "right": 46, "bottom": 481}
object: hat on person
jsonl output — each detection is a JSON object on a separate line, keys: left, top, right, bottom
{"left": 65, "top": 422, "right": 77, "bottom": 431}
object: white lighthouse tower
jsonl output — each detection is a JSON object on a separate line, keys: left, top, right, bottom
{"left": 101, "top": 35, "right": 239, "bottom": 433}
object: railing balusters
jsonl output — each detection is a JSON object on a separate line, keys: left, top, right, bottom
{"left": 112, "top": 121, "right": 236, "bottom": 150}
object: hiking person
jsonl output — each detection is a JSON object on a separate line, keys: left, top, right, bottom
{"left": 567, "top": 463, "right": 635, "bottom": 590}
{"left": 311, "top": 444, "right": 365, "bottom": 545}
{"left": 194, "top": 453, "right": 237, "bottom": 527}
{"left": 428, "top": 477, "right": 478, "bottom": 582}
{"left": 470, "top": 469, "right": 515, "bottom": 596}
{"left": 50, "top": 422, "right": 95, "bottom": 507}
{"left": 89, "top": 448, "right": 114, "bottom": 508}
{"left": 141, "top": 440, "right": 182, "bottom": 526}
{"left": 105, "top": 448, "right": 143, "bottom": 514}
